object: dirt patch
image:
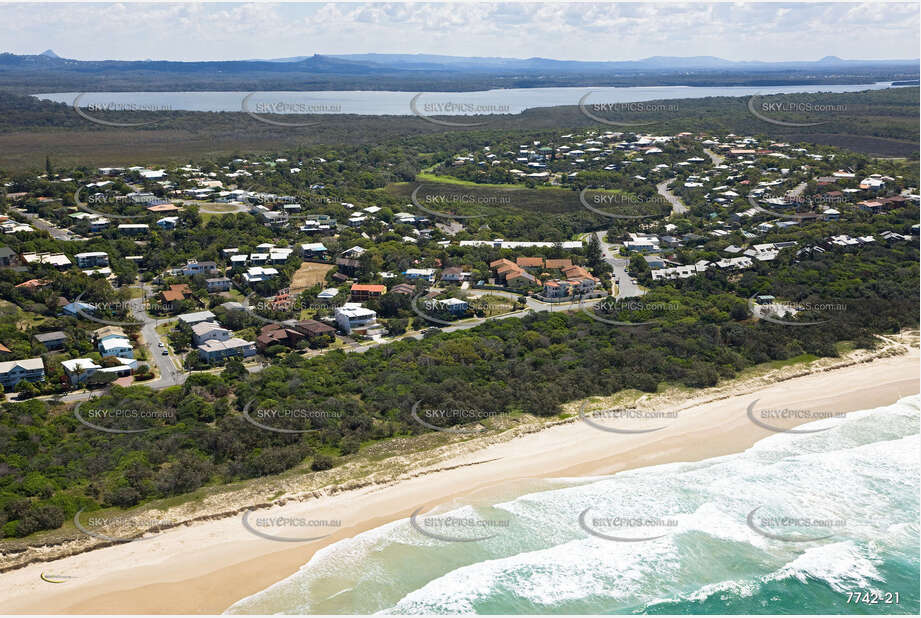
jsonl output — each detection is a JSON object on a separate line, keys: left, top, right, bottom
{"left": 290, "top": 261, "right": 335, "bottom": 294}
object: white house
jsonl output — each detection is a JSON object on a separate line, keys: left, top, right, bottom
{"left": 74, "top": 251, "right": 109, "bottom": 268}
{"left": 191, "top": 321, "right": 232, "bottom": 346}
{"left": 335, "top": 303, "right": 377, "bottom": 334}
{"left": 99, "top": 336, "right": 134, "bottom": 359}
{"left": 0, "top": 358, "right": 45, "bottom": 389}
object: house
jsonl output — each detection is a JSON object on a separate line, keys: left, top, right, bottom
{"left": 335, "top": 303, "right": 378, "bottom": 334}
{"left": 93, "top": 326, "right": 127, "bottom": 342}
{"left": 350, "top": 283, "right": 387, "bottom": 301}
{"left": 191, "top": 321, "right": 232, "bottom": 346}
{"left": 99, "top": 336, "right": 134, "bottom": 359}
{"left": 61, "top": 358, "right": 101, "bottom": 385}
{"left": 0, "top": 357, "right": 45, "bottom": 390}
{"left": 243, "top": 266, "right": 279, "bottom": 283}
{"left": 390, "top": 283, "right": 416, "bottom": 295}
{"left": 74, "top": 252, "right": 109, "bottom": 268}
{"left": 33, "top": 331, "right": 68, "bottom": 350}
{"left": 294, "top": 319, "right": 336, "bottom": 339}
{"left": 300, "top": 243, "right": 329, "bottom": 259}
{"left": 160, "top": 284, "right": 192, "bottom": 311}
{"left": 544, "top": 258, "right": 573, "bottom": 270}
{"left": 198, "top": 338, "right": 257, "bottom": 361}
{"left": 22, "top": 252, "right": 72, "bottom": 269}
{"left": 88, "top": 217, "right": 111, "bottom": 233}
{"left": 317, "top": 288, "right": 339, "bottom": 300}
{"left": 336, "top": 257, "right": 361, "bottom": 277}
{"left": 179, "top": 260, "right": 218, "bottom": 277}
{"left": 256, "top": 323, "right": 300, "bottom": 350}
{"left": 117, "top": 224, "right": 149, "bottom": 235}
{"left": 178, "top": 310, "right": 217, "bottom": 327}
{"left": 433, "top": 298, "right": 469, "bottom": 314}
{"left": 404, "top": 268, "right": 436, "bottom": 282}
{"left": 0, "top": 247, "right": 19, "bottom": 267}
{"left": 440, "top": 266, "right": 470, "bottom": 283}
{"left": 505, "top": 269, "right": 537, "bottom": 288}
{"left": 516, "top": 257, "right": 545, "bottom": 270}
{"left": 205, "top": 277, "right": 232, "bottom": 293}
{"left": 61, "top": 301, "right": 96, "bottom": 317}
{"left": 644, "top": 256, "right": 666, "bottom": 269}
{"left": 157, "top": 216, "right": 179, "bottom": 230}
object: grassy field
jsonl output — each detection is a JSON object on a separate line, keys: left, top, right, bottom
{"left": 290, "top": 261, "right": 335, "bottom": 295}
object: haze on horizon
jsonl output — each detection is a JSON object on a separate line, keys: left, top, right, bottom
{"left": 1, "top": 2, "right": 918, "bottom": 63}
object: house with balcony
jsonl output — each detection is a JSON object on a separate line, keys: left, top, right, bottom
{"left": 191, "top": 321, "right": 232, "bottom": 346}
{"left": 335, "top": 303, "right": 378, "bottom": 335}
{"left": 75, "top": 251, "right": 109, "bottom": 268}
{"left": 99, "top": 336, "right": 134, "bottom": 359}
{"left": 0, "top": 357, "right": 45, "bottom": 390}
{"left": 198, "top": 337, "right": 256, "bottom": 361}
{"left": 350, "top": 283, "right": 387, "bottom": 301}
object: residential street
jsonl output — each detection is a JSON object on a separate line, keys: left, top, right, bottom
{"left": 594, "top": 231, "right": 645, "bottom": 298}
{"left": 656, "top": 179, "right": 688, "bottom": 216}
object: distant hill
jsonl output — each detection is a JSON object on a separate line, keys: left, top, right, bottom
{"left": 0, "top": 51, "right": 916, "bottom": 94}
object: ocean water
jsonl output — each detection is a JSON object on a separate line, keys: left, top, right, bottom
{"left": 226, "top": 396, "right": 920, "bottom": 615}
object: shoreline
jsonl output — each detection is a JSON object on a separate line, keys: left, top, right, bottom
{"left": 0, "top": 339, "right": 918, "bottom": 614}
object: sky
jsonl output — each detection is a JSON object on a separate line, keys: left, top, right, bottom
{"left": 1, "top": 2, "right": 918, "bottom": 63}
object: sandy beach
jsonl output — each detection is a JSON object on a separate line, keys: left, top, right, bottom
{"left": 1, "top": 344, "right": 918, "bottom": 614}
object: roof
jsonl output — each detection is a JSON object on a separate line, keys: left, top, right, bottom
{"left": 198, "top": 337, "right": 253, "bottom": 353}
{"left": 34, "top": 331, "right": 68, "bottom": 343}
{"left": 191, "top": 321, "right": 227, "bottom": 336}
{"left": 544, "top": 258, "right": 573, "bottom": 269}
{"left": 516, "top": 257, "right": 545, "bottom": 268}
{"left": 0, "top": 357, "right": 44, "bottom": 373}
{"left": 61, "top": 358, "right": 99, "bottom": 372}
{"left": 350, "top": 283, "right": 387, "bottom": 293}
{"left": 295, "top": 319, "right": 335, "bottom": 335}
{"left": 178, "top": 310, "right": 216, "bottom": 324}
{"left": 99, "top": 337, "right": 132, "bottom": 352}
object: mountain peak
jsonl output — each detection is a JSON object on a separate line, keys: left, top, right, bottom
{"left": 40, "top": 49, "right": 60, "bottom": 59}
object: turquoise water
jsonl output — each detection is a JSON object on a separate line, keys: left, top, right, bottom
{"left": 226, "top": 396, "right": 920, "bottom": 615}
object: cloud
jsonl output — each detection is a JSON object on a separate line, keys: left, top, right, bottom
{"left": 0, "top": 2, "right": 916, "bottom": 62}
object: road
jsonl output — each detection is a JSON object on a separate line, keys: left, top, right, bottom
{"left": 703, "top": 148, "right": 725, "bottom": 166}
{"left": 594, "top": 231, "right": 644, "bottom": 298}
{"left": 127, "top": 285, "right": 185, "bottom": 389}
{"left": 656, "top": 179, "right": 688, "bottom": 217}
{"left": 13, "top": 209, "right": 85, "bottom": 241}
